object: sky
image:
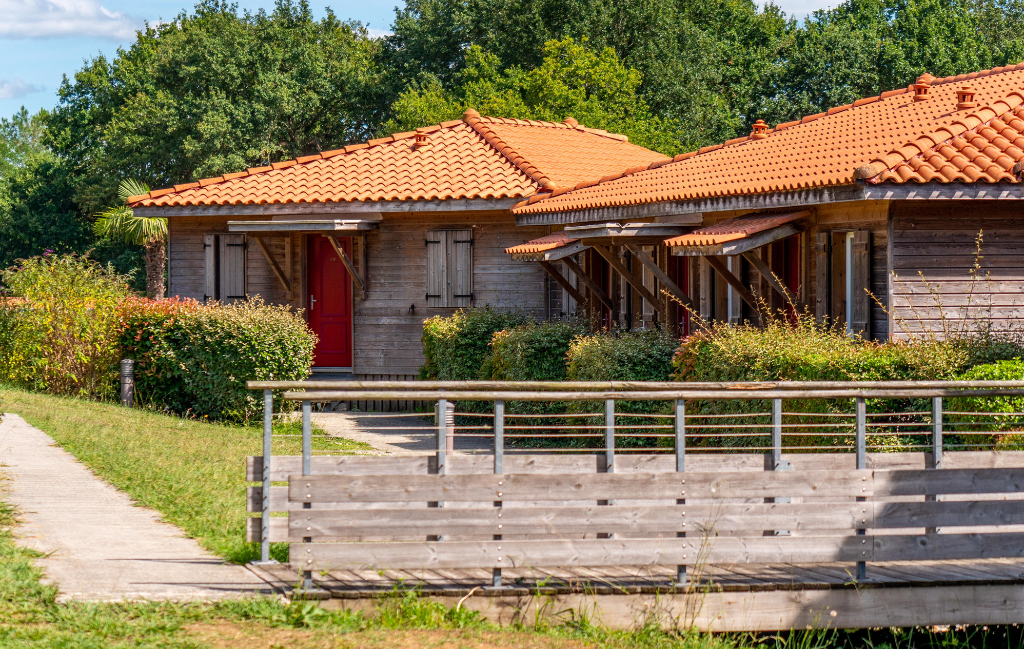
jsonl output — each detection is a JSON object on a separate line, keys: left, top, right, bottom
{"left": 0, "top": 0, "right": 837, "bottom": 120}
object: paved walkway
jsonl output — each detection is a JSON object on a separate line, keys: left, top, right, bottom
{"left": 0, "top": 413, "right": 272, "bottom": 602}
{"left": 312, "top": 412, "right": 493, "bottom": 455}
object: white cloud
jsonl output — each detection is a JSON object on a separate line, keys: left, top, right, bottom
{"left": 0, "top": 0, "right": 141, "bottom": 40}
{"left": 0, "top": 78, "right": 43, "bottom": 99}
{"left": 365, "top": 27, "right": 391, "bottom": 39}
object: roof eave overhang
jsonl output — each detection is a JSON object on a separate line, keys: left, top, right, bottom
{"left": 227, "top": 219, "right": 381, "bottom": 233}
{"left": 513, "top": 181, "right": 1024, "bottom": 226}
{"left": 133, "top": 197, "right": 522, "bottom": 218}
{"left": 510, "top": 241, "right": 589, "bottom": 262}
{"left": 670, "top": 223, "right": 804, "bottom": 257}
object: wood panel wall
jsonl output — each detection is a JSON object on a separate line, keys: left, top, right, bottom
{"left": 167, "top": 211, "right": 549, "bottom": 383}
{"left": 890, "top": 202, "right": 1024, "bottom": 337}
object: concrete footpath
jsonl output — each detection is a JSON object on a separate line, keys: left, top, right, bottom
{"left": 0, "top": 413, "right": 272, "bottom": 601}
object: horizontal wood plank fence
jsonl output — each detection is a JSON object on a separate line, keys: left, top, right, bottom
{"left": 247, "top": 380, "right": 1024, "bottom": 591}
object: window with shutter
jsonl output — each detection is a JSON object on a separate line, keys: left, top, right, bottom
{"left": 814, "top": 230, "right": 870, "bottom": 336}
{"left": 219, "top": 234, "right": 247, "bottom": 304}
{"left": 425, "top": 229, "right": 473, "bottom": 307}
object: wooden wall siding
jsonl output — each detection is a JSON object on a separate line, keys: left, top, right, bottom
{"left": 353, "top": 211, "right": 548, "bottom": 377}
{"left": 168, "top": 216, "right": 301, "bottom": 307}
{"left": 890, "top": 202, "right": 1024, "bottom": 337}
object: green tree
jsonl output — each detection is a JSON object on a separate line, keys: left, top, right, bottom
{"left": 92, "top": 179, "right": 166, "bottom": 298}
{"left": 46, "top": 0, "right": 383, "bottom": 216}
{"left": 386, "top": 39, "right": 684, "bottom": 154}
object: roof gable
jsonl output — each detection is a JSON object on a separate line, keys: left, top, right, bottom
{"left": 129, "top": 110, "right": 668, "bottom": 208}
{"left": 513, "top": 63, "right": 1024, "bottom": 216}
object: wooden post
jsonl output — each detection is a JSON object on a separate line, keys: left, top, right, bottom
{"left": 326, "top": 235, "right": 367, "bottom": 297}
{"left": 625, "top": 244, "right": 696, "bottom": 310}
{"left": 741, "top": 250, "right": 795, "bottom": 306}
{"left": 855, "top": 397, "right": 867, "bottom": 581}
{"left": 706, "top": 255, "right": 760, "bottom": 318}
{"left": 539, "top": 260, "right": 586, "bottom": 307}
{"left": 593, "top": 245, "right": 664, "bottom": 315}
{"left": 561, "top": 256, "right": 613, "bottom": 311}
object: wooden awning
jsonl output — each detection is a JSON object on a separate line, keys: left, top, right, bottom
{"left": 227, "top": 219, "right": 380, "bottom": 233}
{"left": 564, "top": 222, "right": 693, "bottom": 245}
{"left": 506, "top": 231, "right": 587, "bottom": 261}
{"left": 666, "top": 210, "right": 810, "bottom": 256}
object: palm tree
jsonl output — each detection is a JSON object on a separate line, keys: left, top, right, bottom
{"left": 94, "top": 179, "right": 168, "bottom": 298}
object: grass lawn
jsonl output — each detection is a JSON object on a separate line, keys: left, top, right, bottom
{"left": 0, "top": 386, "right": 370, "bottom": 564}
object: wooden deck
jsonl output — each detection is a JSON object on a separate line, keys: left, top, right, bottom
{"left": 253, "top": 559, "right": 1024, "bottom": 630}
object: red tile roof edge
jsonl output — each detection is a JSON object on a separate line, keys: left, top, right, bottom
{"left": 511, "top": 61, "right": 1024, "bottom": 213}
{"left": 128, "top": 111, "right": 632, "bottom": 206}
{"left": 858, "top": 89, "right": 1024, "bottom": 184}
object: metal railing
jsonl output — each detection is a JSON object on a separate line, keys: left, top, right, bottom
{"left": 247, "top": 380, "right": 1024, "bottom": 573}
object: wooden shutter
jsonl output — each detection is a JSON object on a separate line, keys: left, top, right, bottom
{"left": 425, "top": 230, "right": 445, "bottom": 307}
{"left": 220, "top": 234, "right": 247, "bottom": 304}
{"left": 204, "top": 234, "right": 217, "bottom": 303}
{"left": 814, "top": 232, "right": 828, "bottom": 324}
{"left": 449, "top": 229, "right": 474, "bottom": 308}
{"left": 850, "top": 229, "right": 871, "bottom": 337}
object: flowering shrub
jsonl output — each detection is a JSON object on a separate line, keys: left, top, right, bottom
{"left": 0, "top": 254, "right": 131, "bottom": 397}
{"left": 119, "top": 296, "right": 316, "bottom": 422}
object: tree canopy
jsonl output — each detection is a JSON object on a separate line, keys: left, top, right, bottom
{"left": 2, "top": 0, "right": 1024, "bottom": 278}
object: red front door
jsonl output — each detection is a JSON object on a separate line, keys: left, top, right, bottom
{"left": 307, "top": 235, "right": 353, "bottom": 368}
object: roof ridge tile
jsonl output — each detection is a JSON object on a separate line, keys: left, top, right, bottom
{"left": 462, "top": 108, "right": 556, "bottom": 189}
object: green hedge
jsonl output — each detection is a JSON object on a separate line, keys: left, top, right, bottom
{"left": 420, "top": 307, "right": 530, "bottom": 380}
{"left": 119, "top": 296, "right": 315, "bottom": 423}
{"left": 948, "top": 359, "right": 1024, "bottom": 448}
{"left": 672, "top": 313, "right": 1024, "bottom": 450}
{"left": 486, "top": 321, "right": 586, "bottom": 381}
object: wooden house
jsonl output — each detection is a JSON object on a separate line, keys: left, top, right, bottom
{"left": 127, "top": 110, "right": 668, "bottom": 380}
{"left": 506, "top": 66, "right": 1024, "bottom": 340}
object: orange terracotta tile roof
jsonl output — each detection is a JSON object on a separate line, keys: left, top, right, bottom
{"left": 504, "top": 231, "right": 578, "bottom": 255}
{"left": 860, "top": 92, "right": 1024, "bottom": 184}
{"left": 128, "top": 111, "right": 668, "bottom": 208}
{"left": 663, "top": 211, "right": 809, "bottom": 247}
{"left": 513, "top": 64, "right": 1024, "bottom": 216}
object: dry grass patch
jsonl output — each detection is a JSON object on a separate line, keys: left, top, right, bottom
{"left": 185, "top": 622, "right": 595, "bottom": 649}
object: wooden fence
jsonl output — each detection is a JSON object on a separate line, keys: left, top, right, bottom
{"left": 246, "top": 380, "right": 1024, "bottom": 595}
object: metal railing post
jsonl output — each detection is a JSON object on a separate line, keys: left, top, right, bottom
{"left": 855, "top": 397, "right": 867, "bottom": 581}
{"left": 769, "top": 398, "right": 791, "bottom": 536}
{"left": 301, "top": 399, "right": 313, "bottom": 590}
{"left": 605, "top": 399, "right": 615, "bottom": 473}
{"left": 675, "top": 399, "right": 687, "bottom": 586}
{"left": 493, "top": 399, "right": 504, "bottom": 588}
{"left": 260, "top": 388, "right": 273, "bottom": 563}
{"left": 927, "top": 396, "right": 943, "bottom": 534}
{"left": 437, "top": 398, "right": 448, "bottom": 475}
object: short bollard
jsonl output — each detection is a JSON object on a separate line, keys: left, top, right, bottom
{"left": 120, "top": 359, "right": 135, "bottom": 407}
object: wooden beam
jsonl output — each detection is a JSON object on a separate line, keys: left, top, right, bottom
{"left": 326, "top": 235, "right": 367, "bottom": 297}
{"left": 623, "top": 244, "right": 695, "bottom": 311}
{"left": 539, "top": 261, "right": 586, "bottom": 307}
{"left": 705, "top": 255, "right": 761, "bottom": 318}
{"left": 740, "top": 250, "right": 795, "bottom": 306}
{"left": 252, "top": 235, "right": 291, "bottom": 297}
{"left": 592, "top": 245, "right": 664, "bottom": 315}
{"left": 561, "top": 257, "right": 614, "bottom": 311}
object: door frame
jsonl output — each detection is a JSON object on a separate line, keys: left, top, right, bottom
{"left": 306, "top": 233, "right": 355, "bottom": 370}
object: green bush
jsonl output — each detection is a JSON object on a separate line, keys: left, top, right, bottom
{"left": 487, "top": 321, "right": 586, "bottom": 381}
{"left": 420, "top": 307, "right": 530, "bottom": 380}
{"left": 119, "top": 296, "right": 316, "bottom": 422}
{"left": 566, "top": 329, "right": 681, "bottom": 448}
{"left": 672, "top": 313, "right": 1024, "bottom": 450}
{"left": 948, "top": 359, "right": 1024, "bottom": 448}
{"left": 0, "top": 254, "right": 132, "bottom": 397}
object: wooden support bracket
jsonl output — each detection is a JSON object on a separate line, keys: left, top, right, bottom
{"left": 740, "top": 250, "right": 796, "bottom": 306}
{"left": 706, "top": 255, "right": 761, "bottom": 322}
{"left": 252, "top": 235, "right": 292, "bottom": 297}
{"left": 593, "top": 245, "right": 664, "bottom": 316}
{"left": 539, "top": 261, "right": 587, "bottom": 307}
{"left": 561, "top": 257, "right": 614, "bottom": 311}
{"left": 623, "top": 244, "right": 695, "bottom": 311}
{"left": 327, "top": 235, "right": 367, "bottom": 298}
